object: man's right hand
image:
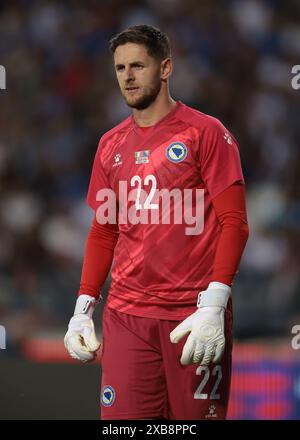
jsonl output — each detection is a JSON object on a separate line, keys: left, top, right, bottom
{"left": 64, "top": 295, "right": 101, "bottom": 362}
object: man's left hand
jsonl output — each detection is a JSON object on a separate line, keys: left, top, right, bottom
{"left": 170, "top": 282, "right": 231, "bottom": 366}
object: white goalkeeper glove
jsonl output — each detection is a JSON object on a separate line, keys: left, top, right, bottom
{"left": 170, "top": 282, "right": 231, "bottom": 366}
{"left": 64, "top": 294, "right": 101, "bottom": 362}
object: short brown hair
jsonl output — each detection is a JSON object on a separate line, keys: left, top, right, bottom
{"left": 109, "top": 25, "right": 171, "bottom": 61}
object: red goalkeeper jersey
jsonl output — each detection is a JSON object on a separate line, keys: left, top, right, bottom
{"left": 87, "top": 101, "right": 244, "bottom": 320}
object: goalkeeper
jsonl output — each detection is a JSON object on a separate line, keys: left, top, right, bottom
{"left": 64, "top": 25, "right": 249, "bottom": 420}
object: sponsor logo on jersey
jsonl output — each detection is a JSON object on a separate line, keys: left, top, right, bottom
{"left": 166, "top": 142, "right": 187, "bottom": 163}
{"left": 205, "top": 404, "right": 217, "bottom": 418}
{"left": 224, "top": 132, "right": 233, "bottom": 145}
{"left": 113, "top": 153, "right": 122, "bottom": 167}
{"left": 101, "top": 385, "right": 115, "bottom": 407}
{"left": 135, "top": 150, "right": 150, "bottom": 164}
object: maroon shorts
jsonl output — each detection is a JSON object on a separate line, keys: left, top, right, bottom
{"left": 100, "top": 304, "right": 233, "bottom": 420}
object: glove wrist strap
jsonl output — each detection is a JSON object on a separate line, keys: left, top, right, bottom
{"left": 197, "top": 282, "right": 231, "bottom": 308}
{"left": 74, "top": 295, "right": 98, "bottom": 318}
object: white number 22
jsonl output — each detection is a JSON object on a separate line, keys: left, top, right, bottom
{"left": 194, "top": 365, "right": 222, "bottom": 400}
{"left": 130, "top": 174, "right": 159, "bottom": 210}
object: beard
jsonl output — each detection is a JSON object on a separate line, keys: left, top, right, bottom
{"left": 122, "top": 79, "right": 162, "bottom": 110}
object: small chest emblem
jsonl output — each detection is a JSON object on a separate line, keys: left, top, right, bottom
{"left": 135, "top": 150, "right": 150, "bottom": 164}
{"left": 113, "top": 153, "right": 122, "bottom": 167}
{"left": 166, "top": 142, "right": 187, "bottom": 163}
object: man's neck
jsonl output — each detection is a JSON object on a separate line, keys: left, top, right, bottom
{"left": 133, "top": 95, "right": 177, "bottom": 127}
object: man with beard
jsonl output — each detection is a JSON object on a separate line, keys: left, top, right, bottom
{"left": 64, "top": 25, "right": 249, "bottom": 420}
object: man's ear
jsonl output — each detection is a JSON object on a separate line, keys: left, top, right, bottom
{"left": 160, "top": 58, "right": 172, "bottom": 81}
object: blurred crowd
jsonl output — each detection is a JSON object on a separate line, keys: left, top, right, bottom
{"left": 0, "top": 0, "right": 300, "bottom": 355}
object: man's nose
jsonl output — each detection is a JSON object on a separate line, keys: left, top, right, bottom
{"left": 124, "top": 67, "right": 134, "bottom": 82}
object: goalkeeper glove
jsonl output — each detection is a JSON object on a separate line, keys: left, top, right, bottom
{"left": 64, "top": 294, "right": 101, "bottom": 362}
{"left": 170, "top": 282, "right": 231, "bottom": 366}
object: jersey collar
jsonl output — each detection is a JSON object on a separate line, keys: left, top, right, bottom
{"left": 131, "top": 100, "right": 183, "bottom": 136}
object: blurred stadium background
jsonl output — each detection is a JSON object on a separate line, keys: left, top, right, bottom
{"left": 0, "top": 0, "right": 300, "bottom": 420}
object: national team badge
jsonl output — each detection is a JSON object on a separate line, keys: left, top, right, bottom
{"left": 166, "top": 142, "right": 187, "bottom": 163}
{"left": 101, "top": 385, "right": 115, "bottom": 407}
{"left": 135, "top": 150, "right": 150, "bottom": 164}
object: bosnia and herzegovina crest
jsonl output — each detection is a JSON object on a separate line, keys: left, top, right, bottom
{"left": 166, "top": 142, "right": 187, "bottom": 163}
